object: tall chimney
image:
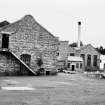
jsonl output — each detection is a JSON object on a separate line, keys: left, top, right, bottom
{"left": 77, "top": 21, "right": 81, "bottom": 48}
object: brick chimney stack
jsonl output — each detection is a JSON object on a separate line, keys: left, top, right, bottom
{"left": 77, "top": 21, "right": 81, "bottom": 48}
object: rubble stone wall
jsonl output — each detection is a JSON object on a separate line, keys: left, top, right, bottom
{"left": 0, "top": 52, "right": 20, "bottom": 76}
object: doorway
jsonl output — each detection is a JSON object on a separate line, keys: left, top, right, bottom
{"left": 46, "top": 71, "right": 50, "bottom": 75}
{"left": 2, "top": 34, "right": 9, "bottom": 48}
{"left": 20, "top": 54, "right": 31, "bottom": 75}
{"left": 20, "top": 54, "right": 31, "bottom": 66}
{"left": 71, "top": 65, "right": 75, "bottom": 71}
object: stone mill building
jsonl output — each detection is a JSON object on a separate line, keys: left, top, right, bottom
{"left": 0, "top": 15, "right": 59, "bottom": 76}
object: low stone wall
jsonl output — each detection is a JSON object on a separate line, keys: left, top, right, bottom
{"left": 84, "top": 72, "right": 105, "bottom": 79}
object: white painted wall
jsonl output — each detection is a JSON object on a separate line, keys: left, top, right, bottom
{"left": 100, "top": 55, "right": 105, "bottom": 70}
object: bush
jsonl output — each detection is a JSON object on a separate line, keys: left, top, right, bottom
{"left": 36, "top": 58, "right": 43, "bottom": 67}
{"left": 36, "top": 68, "right": 45, "bottom": 76}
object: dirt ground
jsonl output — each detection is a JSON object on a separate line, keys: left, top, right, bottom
{"left": 0, "top": 73, "right": 105, "bottom": 105}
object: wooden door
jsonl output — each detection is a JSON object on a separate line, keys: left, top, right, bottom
{"left": 20, "top": 54, "right": 31, "bottom": 75}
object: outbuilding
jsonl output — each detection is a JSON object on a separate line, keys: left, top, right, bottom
{"left": 67, "top": 56, "right": 83, "bottom": 71}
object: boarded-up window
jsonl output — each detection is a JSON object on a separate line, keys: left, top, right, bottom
{"left": 93, "top": 55, "right": 97, "bottom": 66}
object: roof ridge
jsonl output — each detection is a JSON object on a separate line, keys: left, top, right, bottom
{"left": 0, "top": 14, "right": 58, "bottom": 40}
{"left": 0, "top": 14, "right": 35, "bottom": 33}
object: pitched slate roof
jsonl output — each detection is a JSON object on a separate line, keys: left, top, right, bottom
{"left": 0, "top": 15, "right": 58, "bottom": 40}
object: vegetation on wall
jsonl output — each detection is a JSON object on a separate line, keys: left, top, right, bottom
{"left": 36, "top": 55, "right": 44, "bottom": 75}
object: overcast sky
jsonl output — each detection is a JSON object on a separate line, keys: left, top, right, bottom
{"left": 0, "top": 0, "right": 105, "bottom": 47}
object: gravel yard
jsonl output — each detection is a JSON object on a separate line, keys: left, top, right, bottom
{"left": 0, "top": 73, "right": 105, "bottom": 105}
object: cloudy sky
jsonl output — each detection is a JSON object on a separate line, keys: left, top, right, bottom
{"left": 0, "top": 0, "right": 105, "bottom": 47}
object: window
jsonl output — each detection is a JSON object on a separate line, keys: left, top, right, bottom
{"left": 57, "top": 52, "right": 59, "bottom": 56}
{"left": 70, "top": 53, "right": 75, "bottom": 56}
{"left": 80, "top": 63, "right": 83, "bottom": 69}
{"left": 93, "top": 55, "right": 97, "bottom": 66}
{"left": 76, "top": 63, "right": 79, "bottom": 68}
{"left": 104, "top": 63, "right": 105, "bottom": 69}
{"left": 87, "top": 54, "right": 91, "bottom": 66}
{"left": 68, "top": 63, "right": 70, "bottom": 68}
{"left": 80, "top": 54, "right": 85, "bottom": 61}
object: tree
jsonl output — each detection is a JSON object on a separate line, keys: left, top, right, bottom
{"left": 96, "top": 46, "right": 105, "bottom": 55}
{"left": 69, "top": 41, "right": 83, "bottom": 47}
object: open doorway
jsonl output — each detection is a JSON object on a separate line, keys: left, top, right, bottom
{"left": 71, "top": 65, "right": 75, "bottom": 71}
{"left": 2, "top": 34, "right": 9, "bottom": 49}
{"left": 46, "top": 71, "right": 50, "bottom": 75}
